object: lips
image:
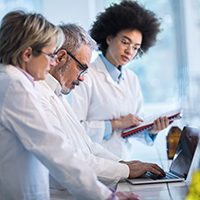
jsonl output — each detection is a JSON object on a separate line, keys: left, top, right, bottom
{"left": 121, "top": 55, "right": 130, "bottom": 62}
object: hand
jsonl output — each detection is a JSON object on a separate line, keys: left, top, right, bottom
{"left": 111, "top": 114, "right": 143, "bottom": 130}
{"left": 149, "top": 116, "right": 169, "bottom": 134}
{"left": 120, "top": 160, "right": 166, "bottom": 178}
{"left": 115, "top": 191, "right": 141, "bottom": 200}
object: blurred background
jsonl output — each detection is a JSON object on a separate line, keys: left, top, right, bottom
{"left": 1, "top": 0, "right": 200, "bottom": 145}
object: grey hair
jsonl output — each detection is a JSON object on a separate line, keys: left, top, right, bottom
{"left": 59, "top": 23, "right": 97, "bottom": 55}
{"left": 57, "top": 23, "right": 97, "bottom": 73}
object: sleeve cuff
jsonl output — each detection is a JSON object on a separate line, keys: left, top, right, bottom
{"left": 103, "top": 120, "right": 112, "bottom": 141}
{"left": 118, "top": 162, "right": 130, "bottom": 180}
{"left": 145, "top": 130, "right": 157, "bottom": 145}
{"left": 106, "top": 187, "right": 118, "bottom": 200}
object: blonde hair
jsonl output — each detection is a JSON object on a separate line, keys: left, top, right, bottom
{"left": 0, "top": 10, "right": 65, "bottom": 67}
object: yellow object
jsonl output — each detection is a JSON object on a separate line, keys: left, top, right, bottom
{"left": 186, "top": 170, "right": 200, "bottom": 200}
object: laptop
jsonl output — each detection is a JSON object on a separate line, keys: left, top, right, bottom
{"left": 127, "top": 126, "right": 200, "bottom": 185}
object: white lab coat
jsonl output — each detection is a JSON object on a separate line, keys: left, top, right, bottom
{"left": 0, "top": 64, "right": 112, "bottom": 200}
{"left": 35, "top": 74, "right": 129, "bottom": 193}
{"left": 72, "top": 55, "right": 154, "bottom": 160}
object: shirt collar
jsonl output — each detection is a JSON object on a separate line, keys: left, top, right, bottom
{"left": 45, "top": 73, "right": 62, "bottom": 96}
{"left": 16, "top": 66, "right": 35, "bottom": 86}
{"left": 100, "top": 54, "right": 124, "bottom": 83}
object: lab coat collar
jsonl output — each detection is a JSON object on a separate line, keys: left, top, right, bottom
{"left": 100, "top": 54, "right": 123, "bottom": 83}
{"left": 45, "top": 73, "right": 62, "bottom": 96}
{"left": 94, "top": 55, "right": 124, "bottom": 85}
{"left": 0, "top": 64, "right": 35, "bottom": 87}
{"left": 16, "top": 66, "right": 35, "bottom": 86}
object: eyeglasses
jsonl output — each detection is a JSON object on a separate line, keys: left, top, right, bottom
{"left": 67, "top": 51, "right": 88, "bottom": 77}
{"left": 35, "top": 50, "right": 58, "bottom": 61}
{"left": 118, "top": 38, "right": 143, "bottom": 54}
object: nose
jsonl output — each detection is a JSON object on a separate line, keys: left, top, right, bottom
{"left": 50, "top": 58, "right": 57, "bottom": 67}
{"left": 125, "top": 47, "right": 138, "bottom": 59}
{"left": 78, "top": 74, "right": 85, "bottom": 82}
{"left": 125, "top": 46, "right": 134, "bottom": 54}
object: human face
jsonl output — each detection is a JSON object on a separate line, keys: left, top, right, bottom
{"left": 66, "top": 51, "right": 88, "bottom": 77}
{"left": 105, "top": 29, "right": 142, "bottom": 67}
{"left": 60, "top": 44, "right": 92, "bottom": 94}
{"left": 24, "top": 43, "right": 57, "bottom": 81}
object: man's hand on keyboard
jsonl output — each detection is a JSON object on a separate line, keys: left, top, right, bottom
{"left": 144, "top": 172, "right": 165, "bottom": 180}
{"left": 120, "top": 160, "right": 166, "bottom": 179}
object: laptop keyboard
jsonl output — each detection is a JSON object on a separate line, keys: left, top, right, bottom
{"left": 144, "top": 171, "right": 179, "bottom": 180}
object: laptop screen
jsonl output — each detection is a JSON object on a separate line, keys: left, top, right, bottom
{"left": 169, "top": 126, "right": 200, "bottom": 179}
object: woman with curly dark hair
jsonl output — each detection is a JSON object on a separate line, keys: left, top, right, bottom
{"left": 72, "top": 0, "right": 170, "bottom": 160}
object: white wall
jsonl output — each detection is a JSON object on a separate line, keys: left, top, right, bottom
{"left": 42, "top": 0, "right": 105, "bottom": 31}
{"left": 42, "top": 0, "right": 104, "bottom": 62}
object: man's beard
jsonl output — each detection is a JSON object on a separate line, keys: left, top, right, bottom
{"left": 60, "top": 75, "right": 79, "bottom": 95}
{"left": 61, "top": 84, "right": 71, "bottom": 95}
{"left": 61, "top": 81, "right": 80, "bottom": 95}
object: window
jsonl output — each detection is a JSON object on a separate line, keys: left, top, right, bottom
{"left": 123, "top": 0, "right": 181, "bottom": 105}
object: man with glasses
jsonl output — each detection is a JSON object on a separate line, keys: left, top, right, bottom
{"left": 35, "top": 23, "right": 165, "bottom": 199}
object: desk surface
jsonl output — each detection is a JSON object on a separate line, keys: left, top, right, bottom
{"left": 116, "top": 131, "right": 190, "bottom": 200}
{"left": 117, "top": 180, "right": 188, "bottom": 200}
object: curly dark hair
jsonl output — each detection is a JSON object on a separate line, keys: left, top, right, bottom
{"left": 89, "top": 0, "right": 161, "bottom": 56}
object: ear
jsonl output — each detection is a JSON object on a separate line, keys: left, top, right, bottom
{"left": 106, "top": 35, "right": 113, "bottom": 45}
{"left": 21, "top": 47, "right": 32, "bottom": 62}
{"left": 56, "top": 49, "right": 67, "bottom": 64}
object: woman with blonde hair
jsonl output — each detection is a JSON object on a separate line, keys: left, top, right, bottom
{"left": 0, "top": 10, "right": 138, "bottom": 200}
